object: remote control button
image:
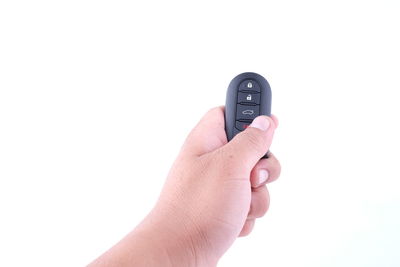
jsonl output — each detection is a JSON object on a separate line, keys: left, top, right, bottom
{"left": 239, "top": 80, "right": 261, "bottom": 92}
{"left": 236, "top": 104, "right": 260, "bottom": 120}
{"left": 237, "top": 92, "right": 260, "bottom": 105}
{"left": 235, "top": 120, "right": 251, "bottom": 131}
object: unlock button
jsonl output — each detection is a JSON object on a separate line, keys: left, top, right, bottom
{"left": 238, "top": 92, "right": 260, "bottom": 104}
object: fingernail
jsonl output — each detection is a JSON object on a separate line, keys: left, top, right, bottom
{"left": 249, "top": 116, "right": 270, "bottom": 131}
{"left": 258, "top": 169, "right": 269, "bottom": 185}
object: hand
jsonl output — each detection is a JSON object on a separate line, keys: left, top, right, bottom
{"left": 89, "top": 107, "right": 281, "bottom": 267}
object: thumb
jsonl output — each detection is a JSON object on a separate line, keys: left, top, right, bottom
{"left": 220, "top": 116, "right": 276, "bottom": 170}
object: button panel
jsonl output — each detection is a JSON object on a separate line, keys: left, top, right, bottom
{"left": 235, "top": 79, "right": 261, "bottom": 133}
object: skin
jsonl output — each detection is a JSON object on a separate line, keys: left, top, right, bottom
{"left": 89, "top": 107, "right": 281, "bottom": 267}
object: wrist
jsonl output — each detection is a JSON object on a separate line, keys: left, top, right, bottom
{"left": 132, "top": 208, "right": 218, "bottom": 267}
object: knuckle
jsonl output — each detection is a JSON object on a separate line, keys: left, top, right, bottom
{"left": 257, "top": 198, "right": 270, "bottom": 217}
{"left": 206, "top": 106, "right": 223, "bottom": 117}
{"left": 243, "top": 130, "right": 267, "bottom": 155}
{"left": 275, "top": 158, "right": 282, "bottom": 177}
{"left": 250, "top": 192, "right": 270, "bottom": 218}
{"left": 212, "top": 148, "right": 241, "bottom": 174}
{"left": 269, "top": 153, "right": 282, "bottom": 180}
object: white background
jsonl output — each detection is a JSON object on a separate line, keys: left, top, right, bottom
{"left": 1, "top": 1, "right": 399, "bottom": 266}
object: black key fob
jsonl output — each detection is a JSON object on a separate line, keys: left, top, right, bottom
{"left": 225, "top": 72, "right": 272, "bottom": 157}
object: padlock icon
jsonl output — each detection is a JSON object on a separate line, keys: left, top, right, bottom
{"left": 247, "top": 82, "right": 253, "bottom": 88}
{"left": 246, "top": 94, "right": 252, "bottom": 101}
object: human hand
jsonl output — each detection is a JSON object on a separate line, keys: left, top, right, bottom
{"left": 90, "top": 107, "right": 280, "bottom": 267}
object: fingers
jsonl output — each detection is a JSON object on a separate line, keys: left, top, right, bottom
{"left": 248, "top": 186, "right": 270, "bottom": 219}
{"left": 237, "top": 115, "right": 279, "bottom": 237}
{"left": 239, "top": 219, "right": 255, "bottom": 237}
{"left": 239, "top": 186, "right": 270, "bottom": 237}
{"left": 250, "top": 152, "right": 281, "bottom": 187}
{"left": 219, "top": 116, "right": 277, "bottom": 171}
{"left": 181, "top": 106, "right": 228, "bottom": 157}
{"left": 271, "top": 114, "right": 279, "bottom": 128}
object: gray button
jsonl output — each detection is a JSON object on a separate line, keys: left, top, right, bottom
{"left": 236, "top": 104, "right": 260, "bottom": 120}
{"left": 237, "top": 92, "right": 260, "bottom": 105}
{"left": 238, "top": 80, "right": 261, "bottom": 92}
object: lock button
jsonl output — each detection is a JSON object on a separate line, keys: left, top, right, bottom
{"left": 237, "top": 92, "right": 260, "bottom": 105}
{"left": 238, "top": 79, "right": 261, "bottom": 92}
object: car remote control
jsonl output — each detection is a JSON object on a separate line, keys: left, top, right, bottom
{"left": 225, "top": 72, "right": 272, "bottom": 158}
